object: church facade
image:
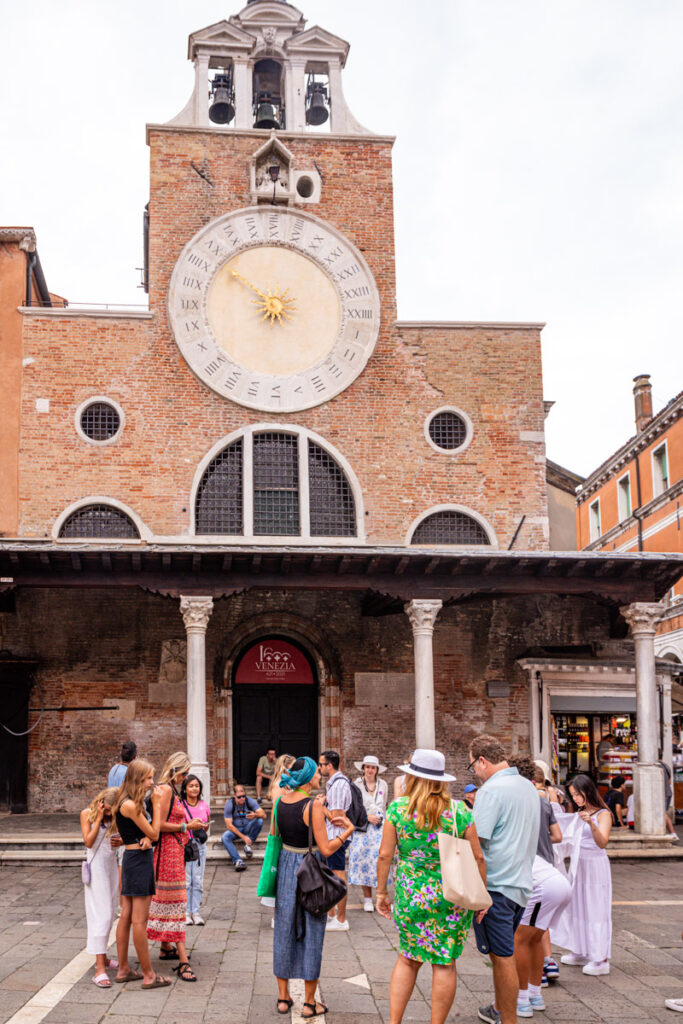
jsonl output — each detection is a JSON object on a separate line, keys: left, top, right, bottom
{"left": 1, "top": 1, "right": 680, "bottom": 822}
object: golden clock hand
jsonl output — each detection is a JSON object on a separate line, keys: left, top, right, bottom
{"left": 231, "top": 269, "right": 267, "bottom": 300}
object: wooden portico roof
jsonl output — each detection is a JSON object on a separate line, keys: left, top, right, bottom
{"left": 0, "top": 543, "right": 681, "bottom": 607}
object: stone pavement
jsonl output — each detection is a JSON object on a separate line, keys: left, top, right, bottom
{"left": 0, "top": 859, "right": 682, "bottom": 1024}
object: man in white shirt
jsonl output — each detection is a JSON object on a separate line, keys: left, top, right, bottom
{"left": 318, "top": 750, "right": 352, "bottom": 930}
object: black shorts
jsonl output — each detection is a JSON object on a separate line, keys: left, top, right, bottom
{"left": 326, "top": 838, "right": 350, "bottom": 872}
{"left": 472, "top": 890, "right": 525, "bottom": 957}
{"left": 121, "top": 848, "right": 155, "bottom": 897}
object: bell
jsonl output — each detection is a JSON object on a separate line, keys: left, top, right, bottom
{"left": 255, "top": 102, "right": 280, "bottom": 130}
{"left": 305, "top": 86, "right": 329, "bottom": 126}
{"left": 209, "top": 84, "right": 235, "bottom": 125}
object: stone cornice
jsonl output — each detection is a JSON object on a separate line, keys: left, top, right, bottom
{"left": 394, "top": 320, "right": 546, "bottom": 331}
{"left": 145, "top": 123, "right": 395, "bottom": 146}
{"left": 19, "top": 307, "right": 153, "bottom": 321}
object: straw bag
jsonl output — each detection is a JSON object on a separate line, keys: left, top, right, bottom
{"left": 438, "top": 800, "right": 492, "bottom": 912}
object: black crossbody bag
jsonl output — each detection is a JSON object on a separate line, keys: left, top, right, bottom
{"left": 295, "top": 799, "right": 347, "bottom": 939}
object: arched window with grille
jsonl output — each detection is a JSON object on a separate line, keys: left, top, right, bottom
{"left": 193, "top": 427, "right": 361, "bottom": 541}
{"left": 409, "top": 507, "right": 494, "bottom": 546}
{"left": 58, "top": 504, "right": 140, "bottom": 539}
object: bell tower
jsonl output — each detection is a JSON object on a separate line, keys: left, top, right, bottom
{"left": 167, "top": 0, "right": 372, "bottom": 135}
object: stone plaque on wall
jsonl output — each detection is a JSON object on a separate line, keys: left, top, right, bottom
{"left": 355, "top": 672, "right": 414, "bottom": 706}
{"left": 149, "top": 639, "right": 187, "bottom": 704}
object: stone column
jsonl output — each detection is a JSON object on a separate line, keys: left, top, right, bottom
{"left": 621, "top": 602, "right": 665, "bottom": 835}
{"left": 194, "top": 55, "right": 210, "bottom": 127}
{"left": 405, "top": 600, "right": 443, "bottom": 748}
{"left": 234, "top": 58, "right": 252, "bottom": 130}
{"left": 180, "top": 596, "right": 214, "bottom": 805}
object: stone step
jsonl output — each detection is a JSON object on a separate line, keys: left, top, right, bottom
{"left": 0, "top": 840, "right": 266, "bottom": 866}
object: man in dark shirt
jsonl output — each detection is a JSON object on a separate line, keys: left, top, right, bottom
{"left": 605, "top": 775, "right": 627, "bottom": 827}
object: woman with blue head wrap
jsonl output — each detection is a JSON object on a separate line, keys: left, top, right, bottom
{"left": 280, "top": 756, "right": 317, "bottom": 791}
{"left": 270, "top": 755, "right": 355, "bottom": 1017}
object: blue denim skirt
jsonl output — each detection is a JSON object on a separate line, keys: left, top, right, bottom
{"left": 273, "top": 848, "right": 326, "bottom": 981}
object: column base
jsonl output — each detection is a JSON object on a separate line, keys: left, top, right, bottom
{"left": 190, "top": 761, "right": 211, "bottom": 810}
{"left": 633, "top": 762, "right": 666, "bottom": 836}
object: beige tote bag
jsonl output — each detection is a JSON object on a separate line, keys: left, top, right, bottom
{"left": 438, "top": 800, "right": 492, "bottom": 912}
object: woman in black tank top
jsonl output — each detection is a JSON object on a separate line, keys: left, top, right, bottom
{"left": 110, "top": 759, "right": 170, "bottom": 989}
{"left": 272, "top": 756, "right": 354, "bottom": 1019}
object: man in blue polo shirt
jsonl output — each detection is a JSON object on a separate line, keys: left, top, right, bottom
{"left": 221, "top": 784, "right": 266, "bottom": 871}
{"left": 469, "top": 734, "right": 540, "bottom": 1024}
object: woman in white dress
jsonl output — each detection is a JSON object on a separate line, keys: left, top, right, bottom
{"left": 348, "top": 755, "right": 389, "bottom": 912}
{"left": 555, "top": 774, "right": 612, "bottom": 976}
{"left": 80, "top": 787, "right": 121, "bottom": 987}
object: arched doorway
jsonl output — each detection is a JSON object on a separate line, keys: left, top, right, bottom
{"left": 232, "top": 635, "right": 319, "bottom": 785}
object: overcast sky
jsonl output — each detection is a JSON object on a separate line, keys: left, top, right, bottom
{"left": 2, "top": 0, "right": 681, "bottom": 476}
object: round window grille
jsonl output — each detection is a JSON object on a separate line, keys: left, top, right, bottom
{"left": 428, "top": 411, "right": 467, "bottom": 451}
{"left": 80, "top": 401, "right": 121, "bottom": 441}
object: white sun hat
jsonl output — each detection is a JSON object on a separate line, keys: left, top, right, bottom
{"left": 397, "top": 748, "right": 456, "bottom": 782}
{"left": 354, "top": 754, "right": 387, "bottom": 773}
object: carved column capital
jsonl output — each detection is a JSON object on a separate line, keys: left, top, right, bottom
{"left": 620, "top": 602, "right": 665, "bottom": 638}
{"left": 180, "top": 595, "right": 214, "bottom": 633}
{"left": 405, "top": 599, "right": 443, "bottom": 636}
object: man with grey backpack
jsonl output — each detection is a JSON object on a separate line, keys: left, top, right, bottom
{"left": 318, "top": 750, "right": 358, "bottom": 931}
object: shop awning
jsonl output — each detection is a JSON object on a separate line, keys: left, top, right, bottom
{"left": 0, "top": 542, "right": 681, "bottom": 605}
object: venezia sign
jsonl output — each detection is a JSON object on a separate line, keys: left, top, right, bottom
{"left": 235, "top": 639, "right": 314, "bottom": 685}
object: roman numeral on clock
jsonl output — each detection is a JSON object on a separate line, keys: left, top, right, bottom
{"left": 181, "top": 299, "right": 199, "bottom": 310}
{"left": 187, "top": 253, "right": 211, "bottom": 273}
{"left": 182, "top": 277, "right": 202, "bottom": 290}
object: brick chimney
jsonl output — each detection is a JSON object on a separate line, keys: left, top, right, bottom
{"left": 633, "top": 374, "right": 653, "bottom": 433}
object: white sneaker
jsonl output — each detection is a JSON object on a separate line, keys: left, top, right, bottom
{"left": 560, "top": 953, "right": 589, "bottom": 966}
{"left": 185, "top": 913, "right": 194, "bottom": 925}
{"left": 192, "top": 913, "right": 205, "bottom": 926}
{"left": 582, "top": 960, "right": 610, "bottom": 976}
{"left": 244, "top": 845, "right": 253, "bottom": 859}
{"left": 326, "top": 917, "right": 349, "bottom": 931}
{"left": 271, "top": 918, "right": 275, "bottom": 929}
{"left": 665, "top": 998, "right": 683, "bottom": 1012}
{"left": 363, "top": 898, "right": 374, "bottom": 913}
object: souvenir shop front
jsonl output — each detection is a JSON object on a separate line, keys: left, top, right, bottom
{"left": 521, "top": 656, "right": 677, "bottom": 804}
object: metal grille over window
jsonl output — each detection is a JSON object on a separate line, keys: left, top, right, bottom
{"left": 411, "top": 510, "right": 490, "bottom": 545}
{"left": 59, "top": 505, "right": 139, "bottom": 538}
{"left": 308, "top": 441, "right": 356, "bottom": 537}
{"left": 428, "top": 411, "right": 467, "bottom": 451}
{"left": 80, "top": 401, "right": 121, "bottom": 441}
{"left": 195, "top": 439, "right": 244, "bottom": 534}
{"left": 253, "top": 432, "right": 300, "bottom": 536}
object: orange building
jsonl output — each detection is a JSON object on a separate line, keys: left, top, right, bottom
{"left": 577, "top": 375, "right": 683, "bottom": 667}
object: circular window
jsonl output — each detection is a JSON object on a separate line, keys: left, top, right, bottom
{"left": 425, "top": 408, "right": 471, "bottom": 453}
{"left": 296, "top": 175, "right": 315, "bottom": 199}
{"left": 76, "top": 398, "right": 123, "bottom": 444}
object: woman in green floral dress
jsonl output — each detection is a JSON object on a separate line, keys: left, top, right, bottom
{"left": 376, "top": 749, "right": 487, "bottom": 1024}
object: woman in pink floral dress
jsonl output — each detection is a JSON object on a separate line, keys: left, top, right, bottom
{"left": 376, "top": 749, "right": 487, "bottom": 1024}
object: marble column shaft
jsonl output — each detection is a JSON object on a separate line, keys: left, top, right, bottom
{"left": 405, "top": 599, "right": 442, "bottom": 749}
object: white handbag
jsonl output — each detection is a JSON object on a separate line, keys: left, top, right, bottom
{"left": 438, "top": 800, "right": 492, "bottom": 912}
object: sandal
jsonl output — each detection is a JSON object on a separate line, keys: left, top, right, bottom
{"left": 141, "top": 973, "right": 172, "bottom": 989}
{"left": 302, "top": 1002, "right": 328, "bottom": 1018}
{"left": 174, "top": 962, "right": 197, "bottom": 982}
{"left": 115, "top": 969, "right": 143, "bottom": 983}
{"left": 92, "top": 973, "right": 111, "bottom": 988}
{"left": 277, "top": 998, "right": 294, "bottom": 1014}
{"left": 159, "top": 947, "right": 179, "bottom": 961}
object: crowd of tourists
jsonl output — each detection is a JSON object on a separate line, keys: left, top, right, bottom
{"left": 80, "top": 733, "right": 676, "bottom": 1021}
{"left": 81, "top": 743, "right": 209, "bottom": 990}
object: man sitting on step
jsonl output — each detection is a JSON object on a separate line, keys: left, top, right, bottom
{"left": 221, "top": 784, "right": 266, "bottom": 871}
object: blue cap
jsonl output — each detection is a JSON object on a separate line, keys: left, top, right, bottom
{"left": 464, "top": 784, "right": 478, "bottom": 793}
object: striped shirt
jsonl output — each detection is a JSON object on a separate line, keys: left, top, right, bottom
{"left": 325, "top": 771, "right": 352, "bottom": 840}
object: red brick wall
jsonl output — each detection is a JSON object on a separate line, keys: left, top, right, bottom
{"left": 3, "top": 585, "right": 612, "bottom": 810}
{"left": 16, "top": 128, "right": 548, "bottom": 547}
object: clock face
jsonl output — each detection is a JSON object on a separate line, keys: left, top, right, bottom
{"left": 167, "top": 206, "right": 380, "bottom": 412}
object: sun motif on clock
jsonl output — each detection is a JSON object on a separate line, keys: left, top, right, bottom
{"left": 167, "top": 206, "right": 380, "bottom": 413}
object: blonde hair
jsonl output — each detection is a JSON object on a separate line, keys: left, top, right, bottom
{"left": 271, "top": 753, "right": 296, "bottom": 788}
{"left": 158, "top": 751, "right": 192, "bottom": 787}
{"left": 111, "top": 758, "right": 155, "bottom": 824}
{"left": 84, "top": 787, "right": 119, "bottom": 824}
{"left": 403, "top": 773, "right": 451, "bottom": 831}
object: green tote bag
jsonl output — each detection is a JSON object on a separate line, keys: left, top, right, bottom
{"left": 257, "top": 797, "right": 283, "bottom": 899}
